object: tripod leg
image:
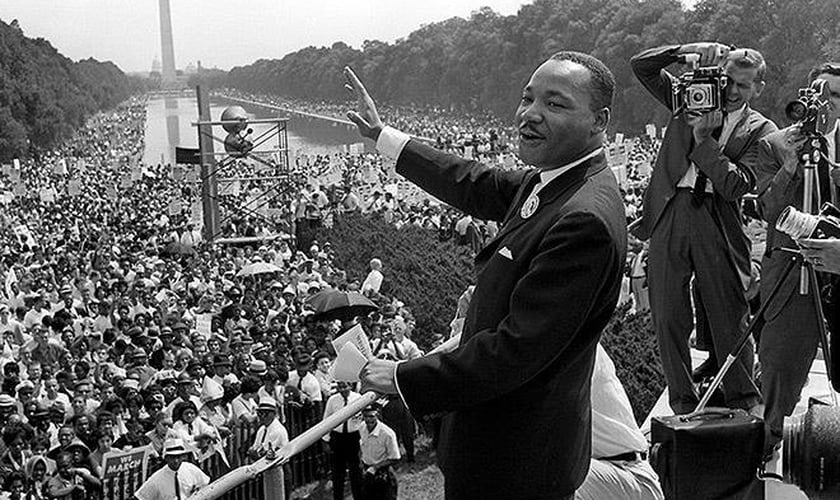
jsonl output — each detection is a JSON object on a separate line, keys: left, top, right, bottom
{"left": 693, "top": 256, "right": 798, "bottom": 414}
{"left": 807, "top": 264, "right": 838, "bottom": 406}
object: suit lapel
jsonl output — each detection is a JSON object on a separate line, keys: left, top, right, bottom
{"left": 722, "top": 105, "right": 755, "bottom": 161}
{"left": 475, "top": 154, "right": 609, "bottom": 264}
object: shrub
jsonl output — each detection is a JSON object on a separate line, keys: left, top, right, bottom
{"left": 601, "top": 303, "right": 665, "bottom": 424}
{"left": 315, "top": 213, "right": 474, "bottom": 352}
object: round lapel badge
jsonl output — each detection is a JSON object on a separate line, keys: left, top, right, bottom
{"left": 520, "top": 193, "right": 539, "bottom": 219}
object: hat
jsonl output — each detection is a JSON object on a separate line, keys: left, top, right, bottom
{"left": 59, "top": 284, "right": 73, "bottom": 295}
{"left": 126, "top": 326, "right": 143, "bottom": 338}
{"left": 213, "top": 354, "right": 231, "bottom": 367}
{"left": 257, "top": 397, "right": 277, "bottom": 412}
{"left": 172, "top": 322, "right": 188, "bottom": 332}
{"left": 159, "top": 326, "right": 174, "bottom": 337}
{"left": 282, "top": 285, "right": 296, "bottom": 296}
{"left": 66, "top": 439, "right": 90, "bottom": 455}
{"left": 162, "top": 438, "right": 193, "bottom": 458}
{"left": 176, "top": 372, "right": 193, "bottom": 385}
{"left": 200, "top": 377, "right": 224, "bottom": 403}
{"left": 157, "top": 369, "right": 178, "bottom": 384}
{"left": 129, "top": 347, "right": 147, "bottom": 359}
{"left": 122, "top": 379, "right": 140, "bottom": 391}
{"left": 296, "top": 352, "right": 312, "bottom": 366}
{"left": 15, "top": 380, "right": 35, "bottom": 394}
{"left": 0, "top": 394, "right": 15, "bottom": 408}
{"left": 249, "top": 360, "right": 268, "bottom": 376}
{"left": 308, "top": 281, "right": 321, "bottom": 291}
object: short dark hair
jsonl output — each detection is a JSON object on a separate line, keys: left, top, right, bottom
{"left": 549, "top": 51, "right": 615, "bottom": 111}
{"left": 809, "top": 62, "right": 840, "bottom": 83}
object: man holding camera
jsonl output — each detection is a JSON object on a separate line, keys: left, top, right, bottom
{"left": 755, "top": 62, "right": 840, "bottom": 456}
{"left": 631, "top": 43, "right": 776, "bottom": 414}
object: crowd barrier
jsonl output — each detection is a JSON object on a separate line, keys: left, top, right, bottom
{"left": 101, "top": 403, "right": 327, "bottom": 500}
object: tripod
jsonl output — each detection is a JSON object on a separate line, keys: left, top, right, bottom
{"left": 693, "top": 137, "right": 836, "bottom": 414}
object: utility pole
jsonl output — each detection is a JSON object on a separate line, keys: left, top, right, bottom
{"left": 196, "top": 85, "right": 220, "bottom": 241}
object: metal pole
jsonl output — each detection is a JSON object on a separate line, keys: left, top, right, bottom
{"left": 197, "top": 85, "right": 220, "bottom": 241}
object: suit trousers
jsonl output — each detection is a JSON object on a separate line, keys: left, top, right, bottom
{"left": 648, "top": 190, "right": 760, "bottom": 413}
{"left": 328, "top": 431, "right": 363, "bottom": 500}
{"left": 757, "top": 259, "right": 821, "bottom": 450}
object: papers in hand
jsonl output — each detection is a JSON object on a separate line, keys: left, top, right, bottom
{"left": 331, "top": 323, "right": 373, "bottom": 360}
{"left": 332, "top": 342, "right": 369, "bottom": 382}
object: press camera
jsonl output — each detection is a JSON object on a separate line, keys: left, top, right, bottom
{"left": 785, "top": 78, "right": 833, "bottom": 137}
{"left": 671, "top": 53, "right": 728, "bottom": 114}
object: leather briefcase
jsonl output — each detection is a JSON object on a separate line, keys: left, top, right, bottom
{"left": 650, "top": 408, "right": 764, "bottom": 499}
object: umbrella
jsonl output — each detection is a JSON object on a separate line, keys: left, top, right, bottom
{"left": 306, "top": 290, "right": 378, "bottom": 322}
{"left": 161, "top": 241, "right": 196, "bottom": 257}
{"left": 237, "top": 261, "right": 281, "bottom": 277}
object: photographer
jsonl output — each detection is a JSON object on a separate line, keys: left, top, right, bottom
{"left": 630, "top": 43, "right": 776, "bottom": 415}
{"left": 755, "top": 62, "right": 840, "bottom": 457}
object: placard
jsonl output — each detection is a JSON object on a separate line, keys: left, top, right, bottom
{"left": 168, "top": 199, "right": 182, "bottom": 216}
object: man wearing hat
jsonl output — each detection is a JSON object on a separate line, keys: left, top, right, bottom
{"left": 211, "top": 354, "right": 239, "bottom": 386}
{"left": 150, "top": 326, "right": 176, "bottom": 370}
{"left": 164, "top": 373, "right": 202, "bottom": 418}
{"left": 248, "top": 397, "right": 288, "bottom": 461}
{"left": 286, "top": 353, "right": 322, "bottom": 408}
{"left": 135, "top": 438, "right": 209, "bottom": 500}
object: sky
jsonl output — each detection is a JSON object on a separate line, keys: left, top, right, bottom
{"left": 0, "top": 0, "right": 536, "bottom": 73}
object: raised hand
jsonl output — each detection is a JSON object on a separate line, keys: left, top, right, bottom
{"left": 343, "top": 66, "right": 384, "bottom": 141}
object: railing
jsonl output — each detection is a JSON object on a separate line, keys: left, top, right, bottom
{"left": 191, "top": 392, "right": 379, "bottom": 500}
{"left": 102, "top": 403, "right": 332, "bottom": 500}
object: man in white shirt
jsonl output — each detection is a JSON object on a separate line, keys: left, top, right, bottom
{"left": 248, "top": 397, "right": 288, "bottom": 460}
{"left": 360, "top": 258, "right": 384, "bottom": 296}
{"left": 286, "top": 353, "right": 323, "bottom": 407}
{"left": 322, "top": 381, "right": 364, "bottom": 500}
{"left": 359, "top": 403, "right": 400, "bottom": 500}
{"left": 576, "top": 344, "right": 664, "bottom": 499}
{"left": 135, "top": 438, "right": 209, "bottom": 500}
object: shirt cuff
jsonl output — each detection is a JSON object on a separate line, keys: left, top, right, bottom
{"left": 376, "top": 126, "right": 411, "bottom": 161}
{"left": 392, "top": 360, "right": 412, "bottom": 415}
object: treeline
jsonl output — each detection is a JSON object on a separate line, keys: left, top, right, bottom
{"left": 226, "top": 0, "right": 840, "bottom": 134}
{"left": 0, "top": 19, "right": 140, "bottom": 161}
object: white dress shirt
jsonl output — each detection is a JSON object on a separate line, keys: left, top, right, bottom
{"left": 134, "top": 462, "right": 209, "bottom": 500}
{"left": 322, "top": 391, "right": 364, "bottom": 437}
{"left": 251, "top": 418, "right": 289, "bottom": 453}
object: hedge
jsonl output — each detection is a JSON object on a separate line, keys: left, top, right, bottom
{"left": 315, "top": 213, "right": 474, "bottom": 352}
{"left": 318, "top": 214, "right": 664, "bottom": 420}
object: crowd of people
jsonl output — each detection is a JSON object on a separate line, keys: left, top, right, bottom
{"left": 0, "top": 94, "right": 437, "bottom": 500}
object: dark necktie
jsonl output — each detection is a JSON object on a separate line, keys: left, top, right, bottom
{"left": 342, "top": 394, "right": 349, "bottom": 433}
{"left": 692, "top": 123, "right": 724, "bottom": 203}
{"left": 188, "top": 423, "right": 193, "bottom": 435}
{"left": 174, "top": 471, "right": 181, "bottom": 500}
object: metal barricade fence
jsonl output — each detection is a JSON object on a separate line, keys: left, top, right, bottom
{"left": 102, "top": 405, "right": 330, "bottom": 500}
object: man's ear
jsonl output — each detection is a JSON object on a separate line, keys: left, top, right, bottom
{"left": 754, "top": 80, "right": 765, "bottom": 99}
{"left": 593, "top": 108, "right": 610, "bottom": 135}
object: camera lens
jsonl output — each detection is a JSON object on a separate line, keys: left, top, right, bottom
{"left": 786, "top": 100, "right": 807, "bottom": 121}
{"left": 784, "top": 405, "right": 840, "bottom": 498}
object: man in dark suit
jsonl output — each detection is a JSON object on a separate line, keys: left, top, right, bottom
{"left": 756, "top": 62, "right": 840, "bottom": 456}
{"left": 346, "top": 51, "right": 626, "bottom": 500}
{"left": 631, "top": 43, "right": 776, "bottom": 414}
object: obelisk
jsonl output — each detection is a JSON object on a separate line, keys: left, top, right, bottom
{"left": 159, "top": 0, "right": 177, "bottom": 89}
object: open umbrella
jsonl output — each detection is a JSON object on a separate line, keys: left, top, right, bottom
{"left": 306, "top": 289, "right": 378, "bottom": 322}
{"left": 237, "top": 261, "right": 281, "bottom": 277}
{"left": 161, "top": 241, "right": 196, "bottom": 257}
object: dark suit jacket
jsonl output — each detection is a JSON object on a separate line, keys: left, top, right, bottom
{"left": 756, "top": 127, "right": 833, "bottom": 321}
{"left": 392, "top": 140, "right": 627, "bottom": 499}
{"left": 630, "top": 45, "right": 777, "bottom": 289}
